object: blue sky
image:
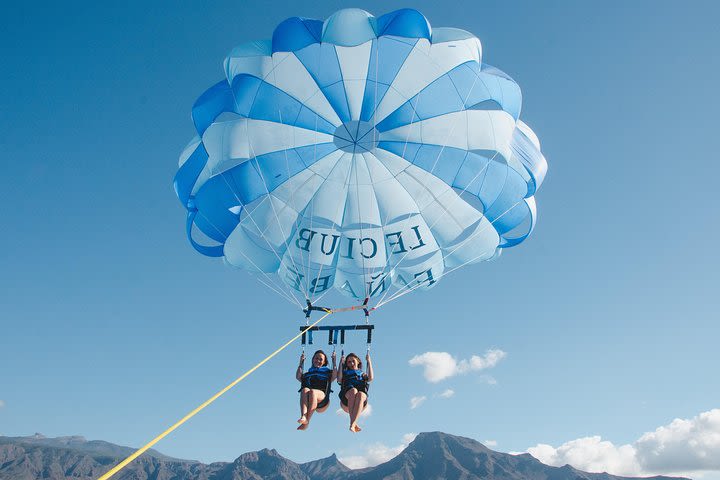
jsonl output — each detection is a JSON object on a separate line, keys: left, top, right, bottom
{"left": 2, "top": 1, "right": 719, "bottom": 478}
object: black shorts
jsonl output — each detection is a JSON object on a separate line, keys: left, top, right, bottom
{"left": 317, "top": 394, "right": 330, "bottom": 410}
{"left": 339, "top": 386, "right": 368, "bottom": 407}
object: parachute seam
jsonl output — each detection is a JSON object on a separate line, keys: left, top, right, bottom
{"left": 272, "top": 56, "right": 315, "bottom": 299}
{"left": 373, "top": 58, "right": 477, "bottom": 304}
{"left": 195, "top": 204, "right": 301, "bottom": 307}
{"left": 358, "top": 151, "right": 422, "bottom": 297}
{"left": 378, "top": 195, "right": 524, "bottom": 306}
{"left": 367, "top": 37, "right": 419, "bottom": 122}
{"left": 243, "top": 120, "right": 310, "bottom": 300}
{"left": 216, "top": 173, "right": 304, "bottom": 307}
{"left": 375, "top": 151, "right": 501, "bottom": 306}
{"left": 261, "top": 52, "right": 340, "bottom": 127}
{"left": 298, "top": 152, "right": 352, "bottom": 299}
{"left": 335, "top": 45, "right": 354, "bottom": 124}
{"left": 271, "top": 53, "right": 315, "bottom": 298}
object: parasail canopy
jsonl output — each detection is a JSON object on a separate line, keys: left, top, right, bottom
{"left": 174, "top": 8, "right": 547, "bottom": 306}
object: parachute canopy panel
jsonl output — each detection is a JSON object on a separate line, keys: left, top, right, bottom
{"left": 174, "top": 8, "right": 547, "bottom": 303}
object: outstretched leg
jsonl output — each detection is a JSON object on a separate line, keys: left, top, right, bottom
{"left": 305, "top": 389, "right": 322, "bottom": 423}
{"left": 344, "top": 388, "right": 361, "bottom": 432}
{"left": 298, "top": 389, "right": 326, "bottom": 431}
{"left": 298, "top": 387, "right": 310, "bottom": 425}
{"left": 349, "top": 391, "right": 367, "bottom": 432}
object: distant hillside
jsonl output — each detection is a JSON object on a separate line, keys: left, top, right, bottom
{"left": 0, "top": 432, "right": 691, "bottom": 480}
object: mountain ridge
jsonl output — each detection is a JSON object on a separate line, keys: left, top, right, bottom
{"left": 0, "top": 431, "right": 691, "bottom": 480}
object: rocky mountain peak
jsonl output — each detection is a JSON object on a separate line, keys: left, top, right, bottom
{"left": 0, "top": 432, "right": 692, "bottom": 480}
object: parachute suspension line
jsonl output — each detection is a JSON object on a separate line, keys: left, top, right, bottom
{"left": 376, "top": 195, "right": 527, "bottom": 308}
{"left": 374, "top": 67, "right": 492, "bottom": 307}
{"left": 308, "top": 159, "right": 349, "bottom": 304}
{"left": 302, "top": 44, "right": 344, "bottom": 303}
{"left": 243, "top": 121, "right": 310, "bottom": 303}
{"left": 310, "top": 155, "right": 356, "bottom": 306}
{"left": 372, "top": 146, "right": 496, "bottom": 308}
{"left": 364, "top": 37, "right": 381, "bottom": 304}
{"left": 365, "top": 45, "right": 428, "bottom": 305}
{"left": 231, "top": 240, "right": 300, "bottom": 307}
{"left": 369, "top": 109, "right": 430, "bottom": 306}
{"left": 256, "top": 276, "right": 303, "bottom": 308}
{"left": 354, "top": 149, "right": 370, "bottom": 300}
{"left": 270, "top": 56, "right": 318, "bottom": 301}
{"left": 272, "top": 55, "right": 313, "bottom": 300}
{"left": 307, "top": 112, "right": 347, "bottom": 304}
{"left": 352, "top": 36, "right": 394, "bottom": 309}
{"left": 379, "top": 73, "right": 512, "bottom": 308}
{"left": 349, "top": 37, "right": 383, "bottom": 302}
{"left": 373, "top": 152, "right": 494, "bottom": 308}
{"left": 301, "top": 150, "right": 369, "bottom": 306}
{"left": 271, "top": 102, "right": 313, "bottom": 300}
{"left": 302, "top": 140, "right": 356, "bottom": 306}
{"left": 227, "top": 64, "right": 310, "bottom": 303}
{"left": 307, "top": 112, "right": 322, "bottom": 301}
{"left": 189, "top": 198, "right": 300, "bottom": 308}
{"left": 217, "top": 171, "right": 305, "bottom": 307}
{"left": 344, "top": 39, "right": 420, "bottom": 308}
{"left": 201, "top": 66, "right": 305, "bottom": 307}
{"left": 379, "top": 181, "right": 521, "bottom": 307}
{"left": 267, "top": 54, "right": 346, "bottom": 304}
{"left": 95, "top": 311, "right": 332, "bottom": 480}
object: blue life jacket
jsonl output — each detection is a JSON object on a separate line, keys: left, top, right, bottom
{"left": 302, "top": 366, "right": 333, "bottom": 392}
{"left": 341, "top": 369, "right": 366, "bottom": 390}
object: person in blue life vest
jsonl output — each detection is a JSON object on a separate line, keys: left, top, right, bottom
{"left": 337, "top": 352, "right": 374, "bottom": 432}
{"left": 296, "top": 349, "right": 336, "bottom": 430}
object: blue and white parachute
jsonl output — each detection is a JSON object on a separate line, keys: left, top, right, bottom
{"left": 174, "top": 8, "right": 547, "bottom": 304}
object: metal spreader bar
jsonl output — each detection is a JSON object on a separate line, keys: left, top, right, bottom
{"left": 299, "top": 324, "right": 374, "bottom": 346}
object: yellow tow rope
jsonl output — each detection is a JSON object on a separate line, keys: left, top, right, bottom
{"left": 97, "top": 311, "right": 332, "bottom": 480}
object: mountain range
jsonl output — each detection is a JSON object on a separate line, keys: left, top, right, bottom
{"left": 0, "top": 432, "right": 690, "bottom": 480}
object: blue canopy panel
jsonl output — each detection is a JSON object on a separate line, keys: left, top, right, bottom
{"left": 359, "top": 36, "right": 418, "bottom": 123}
{"left": 230, "top": 75, "right": 337, "bottom": 134}
{"left": 174, "top": 8, "right": 548, "bottom": 300}
{"left": 375, "top": 62, "right": 521, "bottom": 133}
{"left": 376, "top": 142, "right": 538, "bottom": 249}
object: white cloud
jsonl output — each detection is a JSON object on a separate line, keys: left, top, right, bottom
{"left": 636, "top": 409, "right": 720, "bottom": 472}
{"left": 339, "top": 433, "right": 417, "bottom": 469}
{"left": 409, "top": 349, "right": 507, "bottom": 383}
{"left": 410, "top": 396, "right": 427, "bottom": 409}
{"left": 408, "top": 352, "right": 456, "bottom": 382}
{"left": 439, "top": 389, "right": 455, "bottom": 398}
{"left": 526, "top": 408, "right": 720, "bottom": 478}
{"left": 0, "top": 400, "right": 5, "bottom": 408}
{"left": 484, "top": 440, "right": 498, "bottom": 448}
{"left": 528, "top": 436, "right": 641, "bottom": 476}
{"left": 461, "top": 350, "right": 506, "bottom": 371}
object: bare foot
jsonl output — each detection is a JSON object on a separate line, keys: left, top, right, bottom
{"left": 297, "top": 416, "right": 307, "bottom": 425}
{"left": 297, "top": 423, "right": 308, "bottom": 431}
{"left": 350, "top": 423, "right": 362, "bottom": 432}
